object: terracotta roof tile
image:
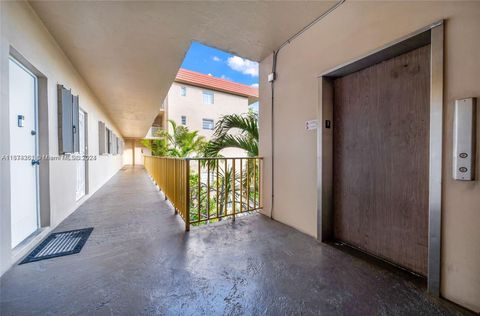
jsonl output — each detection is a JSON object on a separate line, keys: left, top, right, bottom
{"left": 175, "top": 68, "right": 258, "bottom": 99}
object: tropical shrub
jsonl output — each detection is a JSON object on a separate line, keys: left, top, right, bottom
{"left": 141, "top": 120, "right": 206, "bottom": 158}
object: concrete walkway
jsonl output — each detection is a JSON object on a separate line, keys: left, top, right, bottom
{"left": 0, "top": 166, "right": 470, "bottom": 315}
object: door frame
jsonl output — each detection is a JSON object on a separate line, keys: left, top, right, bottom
{"left": 316, "top": 21, "right": 444, "bottom": 296}
{"left": 8, "top": 56, "right": 41, "bottom": 244}
{"left": 77, "top": 107, "right": 89, "bottom": 200}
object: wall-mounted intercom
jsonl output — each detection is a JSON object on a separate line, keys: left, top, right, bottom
{"left": 453, "top": 97, "right": 476, "bottom": 181}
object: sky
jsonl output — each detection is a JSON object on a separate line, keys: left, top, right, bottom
{"left": 180, "top": 42, "right": 259, "bottom": 89}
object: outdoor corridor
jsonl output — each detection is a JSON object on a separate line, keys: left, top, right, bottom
{"left": 0, "top": 166, "right": 469, "bottom": 315}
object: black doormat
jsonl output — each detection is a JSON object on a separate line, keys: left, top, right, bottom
{"left": 20, "top": 227, "right": 93, "bottom": 264}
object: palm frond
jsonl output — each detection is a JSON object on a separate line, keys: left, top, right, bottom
{"left": 204, "top": 134, "right": 258, "bottom": 157}
{"left": 205, "top": 113, "right": 259, "bottom": 157}
{"left": 214, "top": 113, "right": 258, "bottom": 140}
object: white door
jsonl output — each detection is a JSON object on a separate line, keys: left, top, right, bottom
{"left": 9, "top": 58, "right": 39, "bottom": 248}
{"left": 76, "top": 110, "right": 86, "bottom": 200}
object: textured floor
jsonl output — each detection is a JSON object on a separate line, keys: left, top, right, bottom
{"left": 0, "top": 166, "right": 471, "bottom": 315}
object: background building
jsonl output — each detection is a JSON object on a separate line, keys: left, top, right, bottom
{"left": 136, "top": 68, "right": 258, "bottom": 161}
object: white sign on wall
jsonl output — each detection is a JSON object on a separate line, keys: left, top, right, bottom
{"left": 305, "top": 119, "right": 319, "bottom": 131}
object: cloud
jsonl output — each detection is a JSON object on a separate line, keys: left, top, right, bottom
{"left": 220, "top": 74, "right": 231, "bottom": 81}
{"left": 227, "top": 56, "right": 258, "bottom": 77}
{"left": 249, "top": 101, "right": 259, "bottom": 113}
{"left": 212, "top": 56, "right": 221, "bottom": 62}
{"left": 250, "top": 83, "right": 259, "bottom": 88}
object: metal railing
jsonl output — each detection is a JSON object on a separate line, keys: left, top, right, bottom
{"left": 144, "top": 156, "right": 189, "bottom": 224}
{"left": 144, "top": 156, "right": 263, "bottom": 231}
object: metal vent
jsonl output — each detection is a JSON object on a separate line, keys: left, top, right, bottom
{"left": 20, "top": 228, "right": 93, "bottom": 264}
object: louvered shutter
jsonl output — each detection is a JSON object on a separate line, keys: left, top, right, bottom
{"left": 98, "top": 121, "right": 106, "bottom": 154}
{"left": 72, "top": 95, "right": 79, "bottom": 153}
{"left": 58, "top": 85, "right": 73, "bottom": 154}
{"left": 106, "top": 128, "right": 112, "bottom": 154}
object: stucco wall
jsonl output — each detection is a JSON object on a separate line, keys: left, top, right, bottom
{"left": 259, "top": 1, "right": 480, "bottom": 312}
{"left": 123, "top": 139, "right": 135, "bottom": 165}
{"left": 168, "top": 82, "right": 250, "bottom": 152}
{"left": 1, "top": 2, "right": 123, "bottom": 275}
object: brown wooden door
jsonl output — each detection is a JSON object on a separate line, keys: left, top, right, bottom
{"left": 333, "top": 45, "right": 430, "bottom": 276}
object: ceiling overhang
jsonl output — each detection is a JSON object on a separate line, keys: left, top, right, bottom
{"left": 29, "top": 1, "right": 336, "bottom": 138}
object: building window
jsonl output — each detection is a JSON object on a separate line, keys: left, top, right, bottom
{"left": 180, "top": 86, "right": 187, "bottom": 96}
{"left": 203, "top": 90, "right": 214, "bottom": 104}
{"left": 181, "top": 115, "right": 187, "bottom": 125}
{"left": 202, "top": 119, "right": 214, "bottom": 130}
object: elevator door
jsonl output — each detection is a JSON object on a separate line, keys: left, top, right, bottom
{"left": 333, "top": 45, "right": 430, "bottom": 275}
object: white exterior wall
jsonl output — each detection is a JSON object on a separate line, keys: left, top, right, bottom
{"left": 167, "top": 82, "right": 250, "bottom": 157}
{"left": 123, "top": 139, "right": 135, "bottom": 165}
{"left": 0, "top": 2, "right": 123, "bottom": 275}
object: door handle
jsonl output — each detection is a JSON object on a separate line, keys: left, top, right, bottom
{"left": 31, "top": 159, "right": 40, "bottom": 166}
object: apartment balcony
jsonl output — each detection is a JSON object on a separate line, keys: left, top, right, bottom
{"left": 144, "top": 126, "right": 165, "bottom": 139}
{"left": 0, "top": 165, "right": 469, "bottom": 315}
{"left": 143, "top": 112, "right": 167, "bottom": 139}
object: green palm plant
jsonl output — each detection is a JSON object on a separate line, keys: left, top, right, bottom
{"left": 140, "top": 136, "right": 168, "bottom": 157}
{"left": 197, "top": 112, "right": 259, "bottom": 223}
{"left": 166, "top": 120, "right": 207, "bottom": 157}
{"left": 190, "top": 161, "right": 249, "bottom": 223}
{"left": 203, "top": 112, "right": 258, "bottom": 158}
{"left": 143, "top": 120, "right": 207, "bottom": 158}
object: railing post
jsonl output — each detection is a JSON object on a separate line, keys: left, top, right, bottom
{"left": 246, "top": 159, "right": 250, "bottom": 211}
{"left": 259, "top": 158, "right": 263, "bottom": 209}
{"left": 164, "top": 158, "right": 168, "bottom": 201}
{"left": 174, "top": 160, "right": 178, "bottom": 214}
{"left": 232, "top": 158, "right": 236, "bottom": 221}
{"left": 197, "top": 161, "right": 201, "bottom": 225}
{"left": 185, "top": 159, "right": 190, "bottom": 231}
{"left": 207, "top": 162, "right": 210, "bottom": 221}
{"left": 224, "top": 159, "right": 228, "bottom": 217}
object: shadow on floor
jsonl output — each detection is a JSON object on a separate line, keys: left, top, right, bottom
{"left": 0, "top": 166, "right": 473, "bottom": 315}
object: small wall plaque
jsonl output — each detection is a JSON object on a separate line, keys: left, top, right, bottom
{"left": 305, "top": 119, "right": 319, "bottom": 131}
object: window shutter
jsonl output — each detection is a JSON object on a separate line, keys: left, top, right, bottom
{"left": 98, "top": 121, "right": 106, "bottom": 154}
{"left": 58, "top": 85, "right": 73, "bottom": 154}
{"left": 114, "top": 135, "right": 118, "bottom": 155}
{"left": 110, "top": 130, "right": 114, "bottom": 154}
{"left": 112, "top": 134, "right": 116, "bottom": 155}
{"left": 72, "top": 95, "right": 79, "bottom": 153}
{"left": 106, "top": 128, "right": 112, "bottom": 154}
{"left": 106, "top": 128, "right": 110, "bottom": 154}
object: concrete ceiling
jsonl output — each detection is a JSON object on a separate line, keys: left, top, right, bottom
{"left": 30, "top": 1, "right": 336, "bottom": 138}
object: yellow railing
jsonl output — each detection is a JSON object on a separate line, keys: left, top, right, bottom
{"left": 144, "top": 156, "right": 263, "bottom": 231}
{"left": 144, "top": 156, "right": 189, "bottom": 225}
